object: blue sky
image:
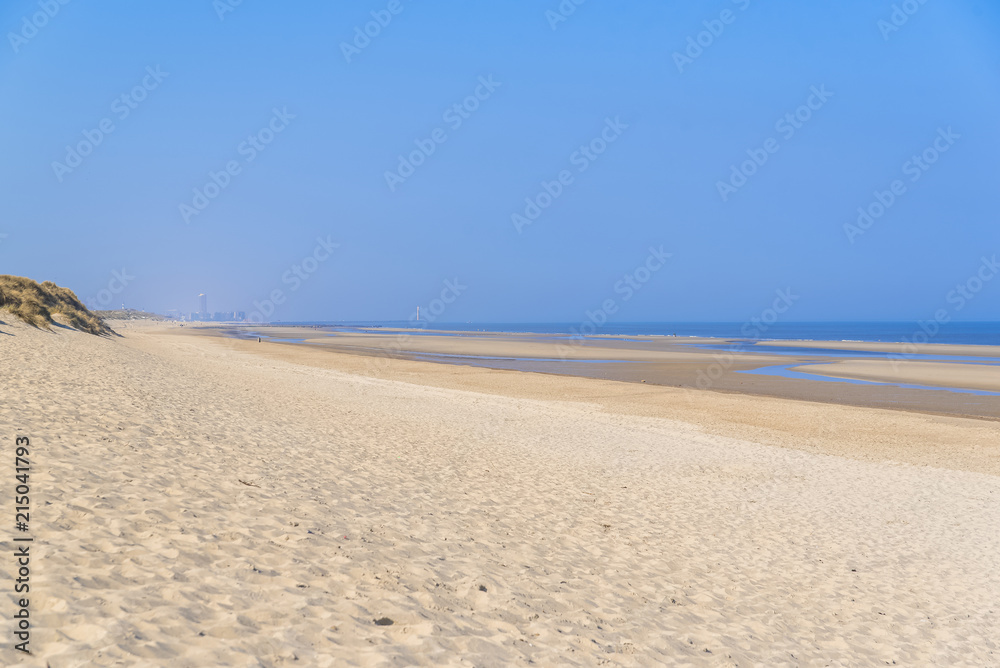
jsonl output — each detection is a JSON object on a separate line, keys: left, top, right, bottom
{"left": 1, "top": 0, "right": 998, "bottom": 322}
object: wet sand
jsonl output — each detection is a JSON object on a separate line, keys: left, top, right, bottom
{"left": 756, "top": 338, "right": 1000, "bottom": 358}
{"left": 210, "top": 326, "right": 1000, "bottom": 420}
{"left": 803, "top": 359, "right": 1000, "bottom": 393}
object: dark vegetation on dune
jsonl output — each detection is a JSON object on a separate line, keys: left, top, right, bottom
{"left": 0, "top": 275, "right": 115, "bottom": 336}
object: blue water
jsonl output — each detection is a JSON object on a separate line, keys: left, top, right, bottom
{"left": 237, "top": 324, "right": 1000, "bottom": 399}
{"left": 740, "top": 363, "right": 1000, "bottom": 397}
{"left": 266, "top": 321, "right": 1000, "bottom": 346}
{"left": 696, "top": 342, "right": 1000, "bottom": 364}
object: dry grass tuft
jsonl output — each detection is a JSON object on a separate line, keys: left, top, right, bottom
{"left": 0, "top": 275, "right": 115, "bottom": 336}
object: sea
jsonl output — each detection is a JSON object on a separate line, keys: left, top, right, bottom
{"left": 266, "top": 321, "right": 1000, "bottom": 346}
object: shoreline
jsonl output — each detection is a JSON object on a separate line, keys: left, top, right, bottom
{"left": 174, "top": 324, "right": 1000, "bottom": 476}
{"left": 191, "top": 324, "right": 1000, "bottom": 421}
{"left": 213, "top": 321, "right": 1000, "bottom": 349}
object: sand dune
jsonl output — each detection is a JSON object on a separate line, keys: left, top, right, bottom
{"left": 1, "top": 321, "right": 998, "bottom": 666}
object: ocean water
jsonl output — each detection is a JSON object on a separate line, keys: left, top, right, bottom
{"left": 271, "top": 321, "right": 1000, "bottom": 346}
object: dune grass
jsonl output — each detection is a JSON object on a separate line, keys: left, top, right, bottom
{"left": 0, "top": 275, "right": 115, "bottom": 336}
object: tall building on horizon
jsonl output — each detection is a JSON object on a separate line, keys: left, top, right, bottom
{"left": 198, "top": 293, "right": 207, "bottom": 315}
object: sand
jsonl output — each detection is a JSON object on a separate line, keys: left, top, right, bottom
{"left": 1, "top": 320, "right": 999, "bottom": 666}
{"left": 800, "top": 359, "right": 1000, "bottom": 393}
{"left": 215, "top": 326, "right": 1000, "bottom": 420}
{"left": 756, "top": 339, "right": 1000, "bottom": 358}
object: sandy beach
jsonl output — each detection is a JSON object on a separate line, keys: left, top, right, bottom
{"left": 2, "top": 321, "right": 999, "bottom": 666}
{"left": 214, "top": 326, "right": 1000, "bottom": 421}
{"left": 802, "top": 359, "right": 1000, "bottom": 393}
{"left": 7, "top": 0, "right": 997, "bottom": 664}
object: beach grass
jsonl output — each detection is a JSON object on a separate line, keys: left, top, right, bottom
{"left": 0, "top": 274, "right": 114, "bottom": 336}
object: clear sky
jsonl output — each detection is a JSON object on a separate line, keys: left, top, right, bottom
{"left": 2, "top": 0, "right": 999, "bottom": 322}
